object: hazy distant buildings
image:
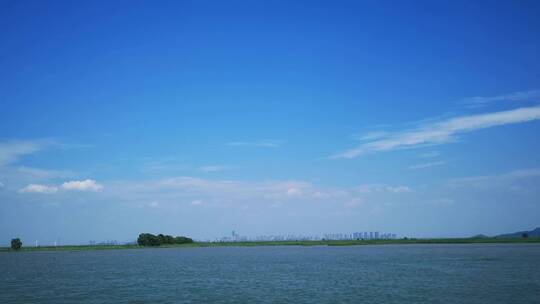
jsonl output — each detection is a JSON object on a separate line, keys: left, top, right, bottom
{"left": 216, "top": 230, "right": 397, "bottom": 242}
{"left": 321, "top": 231, "right": 398, "bottom": 241}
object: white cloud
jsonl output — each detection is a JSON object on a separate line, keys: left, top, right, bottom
{"left": 61, "top": 179, "right": 103, "bottom": 192}
{"left": 463, "top": 89, "right": 540, "bottom": 108}
{"left": 226, "top": 141, "right": 281, "bottom": 148}
{"left": 148, "top": 201, "right": 160, "bottom": 208}
{"left": 0, "top": 139, "right": 88, "bottom": 167}
{"left": 419, "top": 151, "right": 440, "bottom": 158}
{"left": 0, "top": 139, "right": 52, "bottom": 166}
{"left": 449, "top": 168, "right": 540, "bottom": 188}
{"left": 110, "top": 177, "right": 349, "bottom": 205}
{"left": 334, "top": 106, "right": 540, "bottom": 159}
{"left": 444, "top": 168, "right": 540, "bottom": 201}
{"left": 156, "top": 177, "right": 316, "bottom": 200}
{"left": 409, "top": 161, "right": 446, "bottom": 170}
{"left": 17, "top": 166, "right": 74, "bottom": 179}
{"left": 354, "top": 131, "right": 389, "bottom": 141}
{"left": 191, "top": 200, "right": 204, "bottom": 206}
{"left": 386, "top": 186, "right": 412, "bottom": 193}
{"left": 139, "top": 157, "right": 186, "bottom": 173}
{"left": 19, "top": 184, "right": 58, "bottom": 194}
{"left": 286, "top": 187, "right": 303, "bottom": 197}
{"left": 354, "top": 184, "right": 412, "bottom": 194}
{"left": 0, "top": 181, "right": 4, "bottom": 188}
{"left": 345, "top": 198, "right": 363, "bottom": 208}
{"left": 429, "top": 198, "right": 454, "bottom": 206}
{"left": 199, "top": 165, "right": 230, "bottom": 172}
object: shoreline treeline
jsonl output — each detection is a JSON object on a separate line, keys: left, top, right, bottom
{"left": 11, "top": 238, "right": 22, "bottom": 250}
{"left": 137, "top": 233, "right": 193, "bottom": 246}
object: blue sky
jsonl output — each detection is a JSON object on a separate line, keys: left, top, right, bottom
{"left": 1, "top": 0, "right": 540, "bottom": 244}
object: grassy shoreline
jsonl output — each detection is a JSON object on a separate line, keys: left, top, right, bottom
{"left": 1, "top": 237, "right": 540, "bottom": 252}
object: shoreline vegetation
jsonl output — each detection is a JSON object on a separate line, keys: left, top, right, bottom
{"left": 2, "top": 237, "right": 540, "bottom": 252}
{"left": 137, "top": 233, "right": 193, "bottom": 246}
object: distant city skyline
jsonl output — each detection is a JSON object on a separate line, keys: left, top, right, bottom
{"left": 1, "top": 1, "right": 540, "bottom": 244}
{"left": 216, "top": 230, "right": 397, "bottom": 243}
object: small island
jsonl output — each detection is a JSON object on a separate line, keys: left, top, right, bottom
{"left": 137, "top": 233, "right": 193, "bottom": 246}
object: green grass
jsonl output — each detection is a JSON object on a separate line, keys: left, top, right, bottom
{"left": 1, "top": 237, "right": 539, "bottom": 252}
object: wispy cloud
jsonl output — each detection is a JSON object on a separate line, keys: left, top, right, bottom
{"left": 199, "top": 165, "right": 231, "bottom": 172}
{"left": 409, "top": 161, "right": 446, "bottom": 170}
{"left": 226, "top": 140, "right": 282, "bottom": 148}
{"left": 354, "top": 184, "right": 412, "bottom": 194}
{"left": 0, "top": 139, "right": 91, "bottom": 167}
{"left": 354, "top": 131, "right": 389, "bottom": 141}
{"left": 62, "top": 179, "right": 103, "bottom": 192}
{"left": 344, "top": 198, "right": 364, "bottom": 209}
{"left": 18, "top": 179, "right": 104, "bottom": 194}
{"left": 17, "top": 166, "right": 75, "bottom": 179}
{"left": 19, "top": 184, "right": 58, "bottom": 194}
{"left": 445, "top": 168, "right": 540, "bottom": 197}
{"left": 108, "top": 177, "right": 410, "bottom": 207}
{"left": 153, "top": 177, "right": 320, "bottom": 201}
{"left": 147, "top": 201, "right": 160, "bottom": 208}
{"left": 191, "top": 199, "right": 204, "bottom": 206}
{"left": 333, "top": 106, "right": 540, "bottom": 159}
{"left": 419, "top": 151, "right": 440, "bottom": 158}
{"left": 448, "top": 168, "right": 540, "bottom": 188}
{"left": 0, "top": 139, "right": 53, "bottom": 166}
{"left": 462, "top": 89, "right": 540, "bottom": 108}
{"left": 138, "top": 157, "right": 187, "bottom": 173}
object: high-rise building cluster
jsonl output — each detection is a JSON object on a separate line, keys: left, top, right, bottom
{"left": 215, "top": 231, "right": 397, "bottom": 242}
{"left": 326, "top": 232, "right": 397, "bottom": 240}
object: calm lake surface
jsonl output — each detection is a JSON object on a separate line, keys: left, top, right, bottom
{"left": 1, "top": 244, "right": 539, "bottom": 303}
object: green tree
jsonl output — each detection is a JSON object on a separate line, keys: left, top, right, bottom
{"left": 137, "top": 233, "right": 194, "bottom": 246}
{"left": 522, "top": 233, "right": 529, "bottom": 238}
{"left": 174, "top": 236, "right": 194, "bottom": 244}
{"left": 164, "top": 235, "right": 175, "bottom": 244}
{"left": 11, "top": 238, "right": 22, "bottom": 250}
{"left": 158, "top": 234, "right": 175, "bottom": 244}
{"left": 137, "top": 233, "right": 160, "bottom": 246}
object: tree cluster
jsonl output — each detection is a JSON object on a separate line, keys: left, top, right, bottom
{"left": 11, "top": 238, "right": 22, "bottom": 250}
{"left": 137, "top": 233, "right": 194, "bottom": 246}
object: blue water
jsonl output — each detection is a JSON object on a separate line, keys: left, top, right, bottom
{"left": 1, "top": 244, "right": 539, "bottom": 303}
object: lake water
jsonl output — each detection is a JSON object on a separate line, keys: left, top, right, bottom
{"left": 1, "top": 244, "right": 539, "bottom": 303}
